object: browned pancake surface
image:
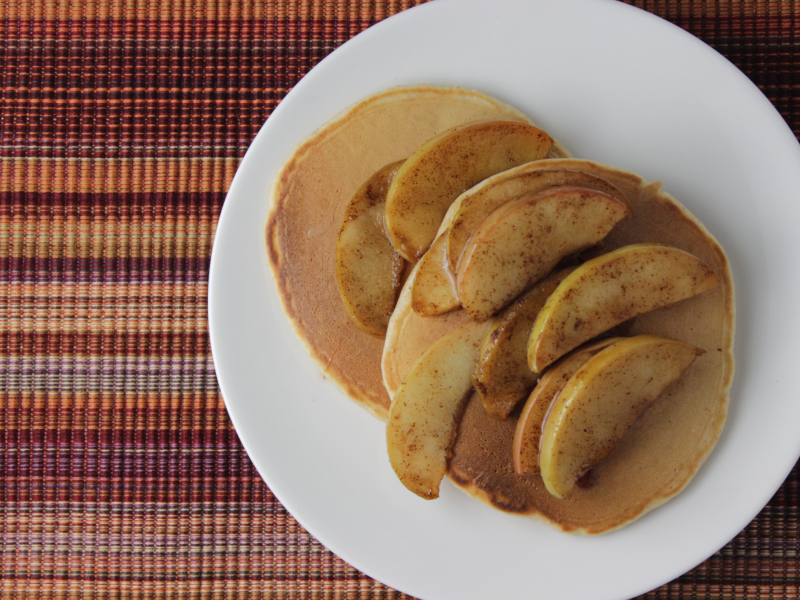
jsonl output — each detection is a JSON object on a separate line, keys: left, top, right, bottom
{"left": 267, "top": 85, "right": 545, "bottom": 420}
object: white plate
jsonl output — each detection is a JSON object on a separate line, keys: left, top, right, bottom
{"left": 208, "top": 1, "right": 800, "bottom": 598}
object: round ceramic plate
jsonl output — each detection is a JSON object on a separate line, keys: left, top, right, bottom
{"left": 208, "top": 1, "right": 800, "bottom": 598}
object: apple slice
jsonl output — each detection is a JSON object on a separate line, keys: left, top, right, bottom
{"left": 512, "top": 337, "right": 620, "bottom": 475}
{"left": 457, "top": 186, "right": 631, "bottom": 322}
{"left": 473, "top": 267, "right": 575, "bottom": 419}
{"left": 334, "top": 161, "right": 406, "bottom": 335}
{"left": 409, "top": 186, "right": 467, "bottom": 317}
{"left": 384, "top": 120, "right": 553, "bottom": 261}
{"left": 539, "top": 335, "right": 704, "bottom": 499}
{"left": 386, "top": 318, "right": 493, "bottom": 499}
{"left": 447, "top": 167, "right": 628, "bottom": 270}
{"left": 528, "top": 243, "right": 719, "bottom": 372}
{"left": 411, "top": 232, "right": 460, "bottom": 316}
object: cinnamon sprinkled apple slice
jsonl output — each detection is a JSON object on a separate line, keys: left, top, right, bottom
{"left": 539, "top": 335, "right": 704, "bottom": 499}
{"left": 384, "top": 120, "right": 553, "bottom": 261}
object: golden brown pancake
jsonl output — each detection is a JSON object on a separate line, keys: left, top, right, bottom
{"left": 383, "top": 159, "right": 734, "bottom": 534}
{"left": 266, "top": 85, "right": 568, "bottom": 420}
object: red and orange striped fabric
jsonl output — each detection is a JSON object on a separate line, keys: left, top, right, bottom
{"left": 0, "top": 1, "right": 797, "bottom": 598}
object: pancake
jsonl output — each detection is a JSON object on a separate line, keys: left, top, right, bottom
{"left": 266, "top": 85, "right": 568, "bottom": 420}
{"left": 383, "top": 160, "right": 734, "bottom": 534}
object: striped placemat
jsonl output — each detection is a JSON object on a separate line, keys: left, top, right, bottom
{"left": 0, "top": 1, "right": 797, "bottom": 598}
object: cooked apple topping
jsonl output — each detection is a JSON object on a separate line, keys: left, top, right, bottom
{"left": 528, "top": 243, "right": 719, "bottom": 372}
{"left": 375, "top": 147, "right": 718, "bottom": 505}
{"left": 335, "top": 161, "right": 406, "bottom": 336}
{"left": 512, "top": 337, "right": 621, "bottom": 476}
{"left": 473, "top": 267, "right": 575, "bottom": 420}
{"left": 410, "top": 233, "right": 460, "bottom": 317}
{"left": 538, "top": 335, "right": 704, "bottom": 499}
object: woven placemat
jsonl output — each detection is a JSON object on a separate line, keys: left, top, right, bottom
{"left": 0, "top": 1, "right": 797, "bottom": 598}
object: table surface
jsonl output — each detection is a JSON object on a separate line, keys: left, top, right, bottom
{"left": 1, "top": 1, "right": 798, "bottom": 598}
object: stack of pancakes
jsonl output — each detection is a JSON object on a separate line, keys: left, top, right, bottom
{"left": 265, "top": 85, "right": 734, "bottom": 534}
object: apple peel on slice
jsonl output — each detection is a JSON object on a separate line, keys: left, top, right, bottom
{"left": 528, "top": 243, "right": 719, "bottom": 372}
{"left": 457, "top": 186, "right": 631, "bottom": 322}
{"left": 386, "top": 318, "right": 493, "bottom": 499}
{"left": 384, "top": 120, "right": 553, "bottom": 262}
{"left": 474, "top": 267, "right": 575, "bottom": 420}
{"left": 512, "top": 337, "right": 621, "bottom": 475}
{"left": 538, "top": 335, "right": 704, "bottom": 499}
{"left": 334, "top": 160, "right": 406, "bottom": 336}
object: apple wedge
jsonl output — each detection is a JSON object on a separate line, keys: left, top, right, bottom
{"left": 409, "top": 186, "right": 466, "bottom": 317}
{"left": 334, "top": 161, "right": 406, "bottom": 335}
{"left": 386, "top": 318, "right": 493, "bottom": 499}
{"left": 512, "top": 337, "right": 620, "bottom": 475}
{"left": 411, "top": 232, "right": 460, "bottom": 317}
{"left": 457, "top": 186, "right": 631, "bottom": 322}
{"left": 473, "top": 267, "right": 575, "bottom": 419}
{"left": 528, "top": 243, "right": 719, "bottom": 372}
{"left": 539, "top": 335, "right": 704, "bottom": 499}
{"left": 447, "top": 167, "right": 628, "bottom": 270}
{"left": 384, "top": 120, "right": 553, "bottom": 261}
